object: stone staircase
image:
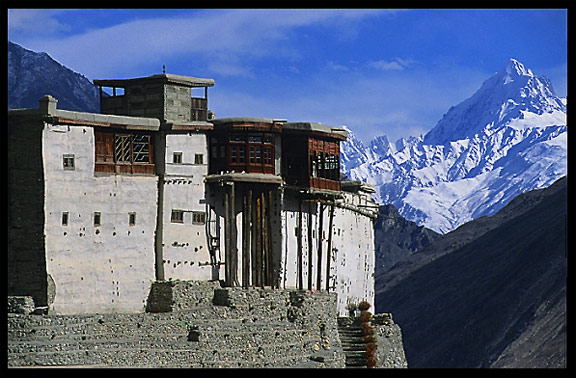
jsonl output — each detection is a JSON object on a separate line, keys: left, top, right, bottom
{"left": 337, "top": 317, "right": 366, "bottom": 368}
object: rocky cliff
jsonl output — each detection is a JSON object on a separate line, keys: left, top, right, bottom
{"left": 374, "top": 204, "right": 440, "bottom": 276}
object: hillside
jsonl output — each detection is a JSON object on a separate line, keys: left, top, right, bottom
{"left": 375, "top": 176, "right": 567, "bottom": 368}
{"left": 374, "top": 204, "right": 440, "bottom": 275}
{"left": 8, "top": 41, "right": 100, "bottom": 113}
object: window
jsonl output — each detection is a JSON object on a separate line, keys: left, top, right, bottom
{"left": 94, "top": 212, "right": 101, "bottom": 227}
{"left": 192, "top": 211, "right": 206, "bottom": 225}
{"left": 62, "top": 212, "right": 69, "bottom": 226}
{"left": 194, "top": 154, "right": 204, "bottom": 165}
{"left": 171, "top": 210, "right": 184, "bottom": 223}
{"left": 212, "top": 133, "right": 275, "bottom": 174}
{"left": 173, "top": 152, "right": 182, "bottom": 164}
{"left": 63, "top": 154, "right": 75, "bottom": 170}
{"left": 132, "top": 135, "right": 150, "bottom": 163}
{"left": 129, "top": 212, "right": 136, "bottom": 226}
{"left": 95, "top": 130, "right": 154, "bottom": 175}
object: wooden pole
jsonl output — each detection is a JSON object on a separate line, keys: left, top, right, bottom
{"left": 260, "top": 191, "right": 267, "bottom": 288}
{"left": 230, "top": 182, "right": 238, "bottom": 286}
{"left": 242, "top": 190, "right": 249, "bottom": 288}
{"left": 267, "top": 189, "right": 274, "bottom": 288}
{"left": 246, "top": 189, "right": 252, "bottom": 287}
{"left": 224, "top": 186, "right": 230, "bottom": 286}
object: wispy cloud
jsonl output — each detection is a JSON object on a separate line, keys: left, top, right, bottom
{"left": 9, "top": 9, "right": 391, "bottom": 79}
{"left": 8, "top": 9, "right": 70, "bottom": 36}
{"left": 368, "top": 57, "right": 417, "bottom": 71}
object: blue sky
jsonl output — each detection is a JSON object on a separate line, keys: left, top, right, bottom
{"left": 8, "top": 8, "right": 567, "bottom": 143}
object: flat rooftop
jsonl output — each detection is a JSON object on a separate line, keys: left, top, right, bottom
{"left": 94, "top": 73, "right": 215, "bottom": 88}
{"left": 283, "top": 122, "right": 348, "bottom": 140}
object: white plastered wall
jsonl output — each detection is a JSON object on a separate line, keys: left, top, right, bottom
{"left": 42, "top": 124, "right": 157, "bottom": 314}
{"left": 161, "top": 133, "right": 217, "bottom": 281}
{"left": 280, "top": 190, "right": 376, "bottom": 316}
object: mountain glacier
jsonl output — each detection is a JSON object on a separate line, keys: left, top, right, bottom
{"left": 341, "top": 59, "right": 567, "bottom": 233}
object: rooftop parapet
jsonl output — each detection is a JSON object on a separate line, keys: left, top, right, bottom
{"left": 283, "top": 122, "right": 348, "bottom": 141}
{"left": 9, "top": 95, "right": 160, "bottom": 131}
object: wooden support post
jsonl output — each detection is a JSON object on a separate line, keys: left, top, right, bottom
{"left": 224, "top": 186, "right": 230, "bottom": 286}
{"left": 255, "top": 192, "right": 262, "bottom": 287}
{"left": 247, "top": 189, "right": 253, "bottom": 287}
{"left": 267, "top": 189, "right": 274, "bottom": 288}
{"left": 251, "top": 192, "right": 258, "bottom": 287}
{"left": 260, "top": 191, "right": 267, "bottom": 288}
{"left": 230, "top": 182, "right": 237, "bottom": 286}
{"left": 326, "top": 202, "right": 335, "bottom": 291}
{"left": 242, "top": 190, "right": 250, "bottom": 288}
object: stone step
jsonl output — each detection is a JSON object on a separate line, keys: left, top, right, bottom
{"left": 8, "top": 346, "right": 315, "bottom": 368}
{"left": 8, "top": 338, "right": 316, "bottom": 368}
{"left": 337, "top": 319, "right": 368, "bottom": 369}
{"left": 8, "top": 317, "right": 305, "bottom": 343}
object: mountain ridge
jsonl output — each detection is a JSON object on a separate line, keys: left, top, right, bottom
{"left": 8, "top": 41, "right": 100, "bottom": 113}
{"left": 341, "top": 58, "right": 567, "bottom": 233}
{"left": 375, "top": 176, "right": 567, "bottom": 368}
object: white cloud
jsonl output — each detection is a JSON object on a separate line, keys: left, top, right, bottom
{"left": 10, "top": 9, "right": 390, "bottom": 79}
{"left": 8, "top": 9, "right": 70, "bottom": 36}
{"left": 368, "top": 57, "right": 417, "bottom": 71}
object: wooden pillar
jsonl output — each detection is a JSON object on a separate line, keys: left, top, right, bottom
{"left": 242, "top": 190, "right": 251, "bottom": 288}
{"left": 260, "top": 191, "right": 267, "bottom": 288}
{"left": 224, "top": 186, "right": 230, "bottom": 286}
{"left": 267, "top": 189, "right": 274, "bottom": 288}
{"left": 224, "top": 182, "right": 237, "bottom": 287}
{"left": 253, "top": 192, "right": 262, "bottom": 287}
{"left": 230, "top": 182, "right": 237, "bottom": 286}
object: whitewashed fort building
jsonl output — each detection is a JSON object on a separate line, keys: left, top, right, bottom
{"left": 8, "top": 73, "right": 378, "bottom": 316}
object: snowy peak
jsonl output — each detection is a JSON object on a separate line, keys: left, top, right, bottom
{"left": 423, "top": 59, "right": 565, "bottom": 146}
{"left": 341, "top": 59, "right": 567, "bottom": 233}
{"left": 502, "top": 58, "right": 534, "bottom": 82}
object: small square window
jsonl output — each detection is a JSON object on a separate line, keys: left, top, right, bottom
{"left": 94, "top": 212, "right": 101, "bottom": 227}
{"left": 63, "top": 154, "right": 75, "bottom": 170}
{"left": 62, "top": 212, "right": 69, "bottom": 226}
{"left": 171, "top": 210, "right": 184, "bottom": 223}
{"left": 192, "top": 211, "right": 206, "bottom": 225}
{"left": 129, "top": 212, "right": 137, "bottom": 226}
{"left": 194, "top": 154, "right": 204, "bottom": 165}
{"left": 173, "top": 152, "right": 182, "bottom": 164}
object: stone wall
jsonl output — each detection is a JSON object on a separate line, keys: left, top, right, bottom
{"left": 373, "top": 313, "right": 408, "bottom": 368}
{"left": 8, "top": 281, "right": 345, "bottom": 368}
{"left": 8, "top": 281, "right": 407, "bottom": 368}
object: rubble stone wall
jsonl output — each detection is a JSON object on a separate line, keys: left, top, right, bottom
{"left": 8, "top": 281, "right": 406, "bottom": 368}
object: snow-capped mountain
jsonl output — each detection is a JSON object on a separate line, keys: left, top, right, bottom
{"left": 342, "top": 59, "right": 567, "bottom": 233}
